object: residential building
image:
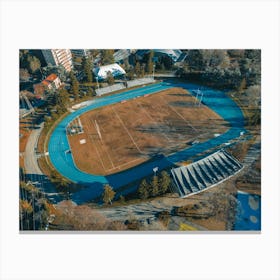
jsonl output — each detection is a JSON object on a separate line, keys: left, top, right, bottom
{"left": 70, "top": 49, "right": 88, "bottom": 58}
{"left": 33, "top": 73, "right": 62, "bottom": 98}
{"left": 42, "top": 73, "right": 62, "bottom": 89}
{"left": 42, "top": 49, "right": 73, "bottom": 72}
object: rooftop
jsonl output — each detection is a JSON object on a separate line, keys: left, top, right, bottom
{"left": 45, "top": 73, "right": 58, "bottom": 82}
{"left": 93, "top": 63, "right": 126, "bottom": 80}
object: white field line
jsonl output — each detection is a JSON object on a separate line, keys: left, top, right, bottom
{"left": 159, "top": 95, "right": 198, "bottom": 133}
{"left": 136, "top": 101, "right": 173, "bottom": 142}
{"left": 106, "top": 157, "right": 145, "bottom": 172}
{"left": 89, "top": 134, "right": 107, "bottom": 172}
{"left": 83, "top": 119, "right": 106, "bottom": 171}
{"left": 112, "top": 107, "right": 143, "bottom": 154}
{"left": 188, "top": 94, "right": 214, "bottom": 120}
{"left": 90, "top": 118, "right": 115, "bottom": 170}
{"left": 93, "top": 115, "right": 131, "bottom": 172}
{"left": 84, "top": 117, "right": 106, "bottom": 172}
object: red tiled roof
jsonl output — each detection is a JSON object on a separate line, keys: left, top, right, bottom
{"left": 42, "top": 80, "right": 50, "bottom": 86}
{"left": 45, "top": 73, "right": 58, "bottom": 82}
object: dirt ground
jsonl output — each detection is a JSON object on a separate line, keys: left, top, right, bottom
{"left": 68, "top": 87, "right": 228, "bottom": 175}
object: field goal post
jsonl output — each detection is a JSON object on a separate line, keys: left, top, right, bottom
{"left": 195, "top": 89, "right": 204, "bottom": 107}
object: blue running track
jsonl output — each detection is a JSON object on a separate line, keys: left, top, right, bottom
{"left": 48, "top": 81, "right": 245, "bottom": 204}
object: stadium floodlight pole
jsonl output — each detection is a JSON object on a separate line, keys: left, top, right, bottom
{"left": 96, "top": 77, "right": 99, "bottom": 89}
{"left": 153, "top": 166, "right": 159, "bottom": 176}
{"left": 199, "top": 91, "right": 204, "bottom": 107}
{"left": 195, "top": 89, "right": 199, "bottom": 106}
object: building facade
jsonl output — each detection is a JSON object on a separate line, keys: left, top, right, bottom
{"left": 70, "top": 49, "right": 88, "bottom": 58}
{"left": 42, "top": 73, "right": 62, "bottom": 89}
{"left": 42, "top": 49, "right": 73, "bottom": 72}
{"left": 33, "top": 73, "right": 62, "bottom": 98}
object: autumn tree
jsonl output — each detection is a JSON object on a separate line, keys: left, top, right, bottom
{"left": 20, "top": 199, "right": 33, "bottom": 215}
{"left": 20, "top": 68, "right": 30, "bottom": 81}
{"left": 135, "top": 62, "right": 141, "bottom": 77}
{"left": 54, "top": 88, "right": 69, "bottom": 112}
{"left": 102, "top": 184, "right": 115, "bottom": 205}
{"left": 138, "top": 179, "right": 150, "bottom": 199}
{"left": 146, "top": 51, "right": 154, "bottom": 74}
{"left": 19, "top": 199, "right": 33, "bottom": 230}
{"left": 127, "top": 68, "right": 134, "bottom": 80}
{"left": 185, "top": 50, "right": 205, "bottom": 72}
{"left": 151, "top": 175, "right": 159, "bottom": 197}
{"left": 82, "top": 57, "right": 93, "bottom": 83}
{"left": 27, "top": 55, "right": 41, "bottom": 74}
{"left": 87, "top": 87, "right": 94, "bottom": 96}
{"left": 245, "top": 85, "right": 261, "bottom": 125}
{"left": 19, "top": 181, "right": 51, "bottom": 230}
{"left": 106, "top": 71, "right": 115, "bottom": 85}
{"left": 101, "top": 49, "right": 114, "bottom": 64}
{"left": 158, "top": 171, "right": 171, "bottom": 194}
{"left": 69, "top": 71, "right": 79, "bottom": 100}
{"left": 140, "top": 64, "right": 145, "bottom": 77}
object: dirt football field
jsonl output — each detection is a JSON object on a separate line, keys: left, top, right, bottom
{"left": 67, "top": 87, "right": 228, "bottom": 175}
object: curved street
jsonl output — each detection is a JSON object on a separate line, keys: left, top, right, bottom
{"left": 24, "top": 124, "right": 43, "bottom": 175}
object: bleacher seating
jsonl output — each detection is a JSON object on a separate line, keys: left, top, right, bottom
{"left": 95, "top": 78, "right": 156, "bottom": 96}
{"left": 126, "top": 77, "right": 155, "bottom": 88}
{"left": 171, "top": 150, "right": 243, "bottom": 197}
{"left": 95, "top": 83, "right": 126, "bottom": 96}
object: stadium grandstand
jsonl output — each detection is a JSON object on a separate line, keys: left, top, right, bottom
{"left": 170, "top": 150, "right": 243, "bottom": 198}
{"left": 95, "top": 83, "right": 126, "bottom": 96}
{"left": 95, "top": 77, "right": 156, "bottom": 96}
{"left": 93, "top": 63, "right": 126, "bottom": 81}
{"left": 126, "top": 77, "right": 155, "bottom": 88}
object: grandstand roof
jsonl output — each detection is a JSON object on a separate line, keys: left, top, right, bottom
{"left": 93, "top": 63, "right": 126, "bottom": 80}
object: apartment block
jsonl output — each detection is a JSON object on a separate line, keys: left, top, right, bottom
{"left": 42, "top": 49, "right": 73, "bottom": 72}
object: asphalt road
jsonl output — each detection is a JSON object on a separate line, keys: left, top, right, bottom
{"left": 23, "top": 123, "right": 64, "bottom": 203}
{"left": 24, "top": 124, "right": 43, "bottom": 175}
